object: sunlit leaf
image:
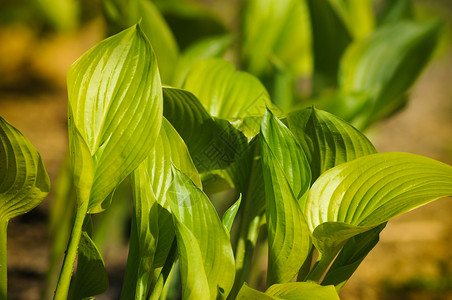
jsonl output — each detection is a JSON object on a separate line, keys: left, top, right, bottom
{"left": 169, "top": 168, "right": 235, "bottom": 299}
{"left": 287, "top": 107, "right": 376, "bottom": 181}
{"left": 236, "top": 282, "right": 340, "bottom": 300}
{"left": 0, "top": 116, "right": 50, "bottom": 222}
{"left": 67, "top": 24, "right": 162, "bottom": 213}
{"left": 327, "top": 0, "right": 375, "bottom": 39}
{"left": 222, "top": 194, "right": 242, "bottom": 232}
{"left": 236, "top": 284, "right": 276, "bottom": 300}
{"left": 339, "top": 20, "right": 442, "bottom": 129}
{"left": 306, "top": 152, "right": 452, "bottom": 256}
{"left": 183, "top": 58, "right": 270, "bottom": 119}
{"left": 266, "top": 282, "right": 340, "bottom": 299}
{"left": 260, "top": 109, "right": 311, "bottom": 284}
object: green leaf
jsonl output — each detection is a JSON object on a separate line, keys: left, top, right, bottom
{"left": 101, "top": 0, "right": 179, "bottom": 84}
{"left": 163, "top": 87, "right": 248, "bottom": 173}
{"left": 236, "top": 284, "right": 276, "bottom": 300}
{"left": 378, "top": 0, "right": 414, "bottom": 26}
{"left": 260, "top": 109, "right": 312, "bottom": 284}
{"left": 172, "top": 35, "right": 232, "bottom": 88}
{"left": 266, "top": 282, "right": 340, "bottom": 299}
{"left": 306, "top": 152, "right": 452, "bottom": 255}
{"left": 339, "top": 20, "right": 442, "bottom": 129}
{"left": 173, "top": 219, "right": 210, "bottom": 300}
{"left": 67, "top": 24, "right": 163, "bottom": 213}
{"left": 322, "top": 223, "right": 386, "bottom": 290}
{"left": 71, "top": 231, "right": 109, "bottom": 300}
{"left": 222, "top": 194, "right": 242, "bottom": 232}
{"left": 236, "top": 282, "right": 340, "bottom": 300}
{"left": 31, "top": 0, "right": 79, "bottom": 31}
{"left": 306, "top": 0, "right": 352, "bottom": 89}
{"left": 0, "top": 116, "right": 50, "bottom": 222}
{"left": 134, "top": 0, "right": 179, "bottom": 84}
{"left": 287, "top": 107, "right": 376, "bottom": 181}
{"left": 182, "top": 58, "right": 270, "bottom": 119}
{"left": 241, "top": 0, "right": 312, "bottom": 77}
{"left": 169, "top": 168, "right": 235, "bottom": 299}
{"left": 326, "top": 0, "right": 375, "bottom": 39}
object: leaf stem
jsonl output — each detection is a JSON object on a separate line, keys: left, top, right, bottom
{"left": 228, "top": 214, "right": 262, "bottom": 300}
{"left": 305, "top": 252, "right": 336, "bottom": 283}
{"left": 54, "top": 199, "right": 89, "bottom": 300}
{"left": 0, "top": 220, "right": 8, "bottom": 300}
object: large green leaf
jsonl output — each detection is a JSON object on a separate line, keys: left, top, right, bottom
{"left": 240, "top": 0, "right": 312, "bottom": 77}
{"left": 124, "top": 118, "right": 200, "bottom": 298}
{"left": 260, "top": 109, "right": 312, "bottom": 284}
{"left": 67, "top": 24, "right": 162, "bottom": 213}
{"left": 71, "top": 231, "right": 109, "bottom": 300}
{"left": 287, "top": 107, "right": 376, "bottom": 181}
{"left": 266, "top": 282, "right": 340, "bottom": 299}
{"left": 163, "top": 87, "right": 248, "bottom": 173}
{"left": 306, "top": 0, "right": 352, "bottom": 90}
{"left": 306, "top": 152, "right": 452, "bottom": 257}
{"left": 169, "top": 168, "right": 235, "bottom": 299}
{"left": 339, "top": 20, "right": 442, "bottom": 129}
{"left": 0, "top": 116, "right": 50, "bottom": 222}
{"left": 236, "top": 282, "right": 340, "bottom": 300}
{"left": 182, "top": 58, "right": 270, "bottom": 119}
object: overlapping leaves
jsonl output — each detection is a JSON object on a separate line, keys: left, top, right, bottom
{"left": 260, "top": 109, "right": 311, "bottom": 284}
{"left": 306, "top": 152, "right": 452, "bottom": 256}
{"left": 169, "top": 168, "right": 235, "bottom": 299}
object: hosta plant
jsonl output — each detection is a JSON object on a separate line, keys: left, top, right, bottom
{"left": 1, "top": 0, "right": 450, "bottom": 300}
{"left": 49, "top": 21, "right": 451, "bottom": 300}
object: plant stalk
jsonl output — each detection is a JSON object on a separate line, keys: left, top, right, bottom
{"left": 305, "top": 252, "right": 336, "bottom": 283}
{"left": 0, "top": 220, "right": 8, "bottom": 300}
{"left": 53, "top": 199, "right": 89, "bottom": 300}
{"left": 228, "top": 214, "right": 262, "bottom": 300}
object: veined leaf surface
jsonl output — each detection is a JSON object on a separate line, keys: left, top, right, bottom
{"left": 306, "top": 152, "right": 452, "bottom": 254}
{"left": 169, "top": 168, "right": 235, "bottom": 299}
{"left": 287, "top": 107, "right": 376, "bottom": 181}
{"left": 182, "top": 58, "right": 270, "bottom": 119}
{"left": 236, "top": 282, "right": 340, "bottom": 300}
{"left": 133, "top": 118, "right": 200, "bottom": 268}
{"left": 67, "top": 24, "right": 162, "bottom": 213}
{"left": 260, "top": 110, "right": 311, "bottom": 284}
{"left": 0, "top": 116, "right": 50, "bottom": 222}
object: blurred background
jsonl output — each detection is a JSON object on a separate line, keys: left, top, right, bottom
{"left": 1, "top": 0, "right": 452, "bottom": 299}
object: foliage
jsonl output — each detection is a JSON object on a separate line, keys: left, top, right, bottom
{"left": 0, "top": 0, "right": 451, "bottom": 300}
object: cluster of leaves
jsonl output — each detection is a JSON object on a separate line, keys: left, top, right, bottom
{"left": 1, "top": 0, "right": 452, "bottom": 300}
